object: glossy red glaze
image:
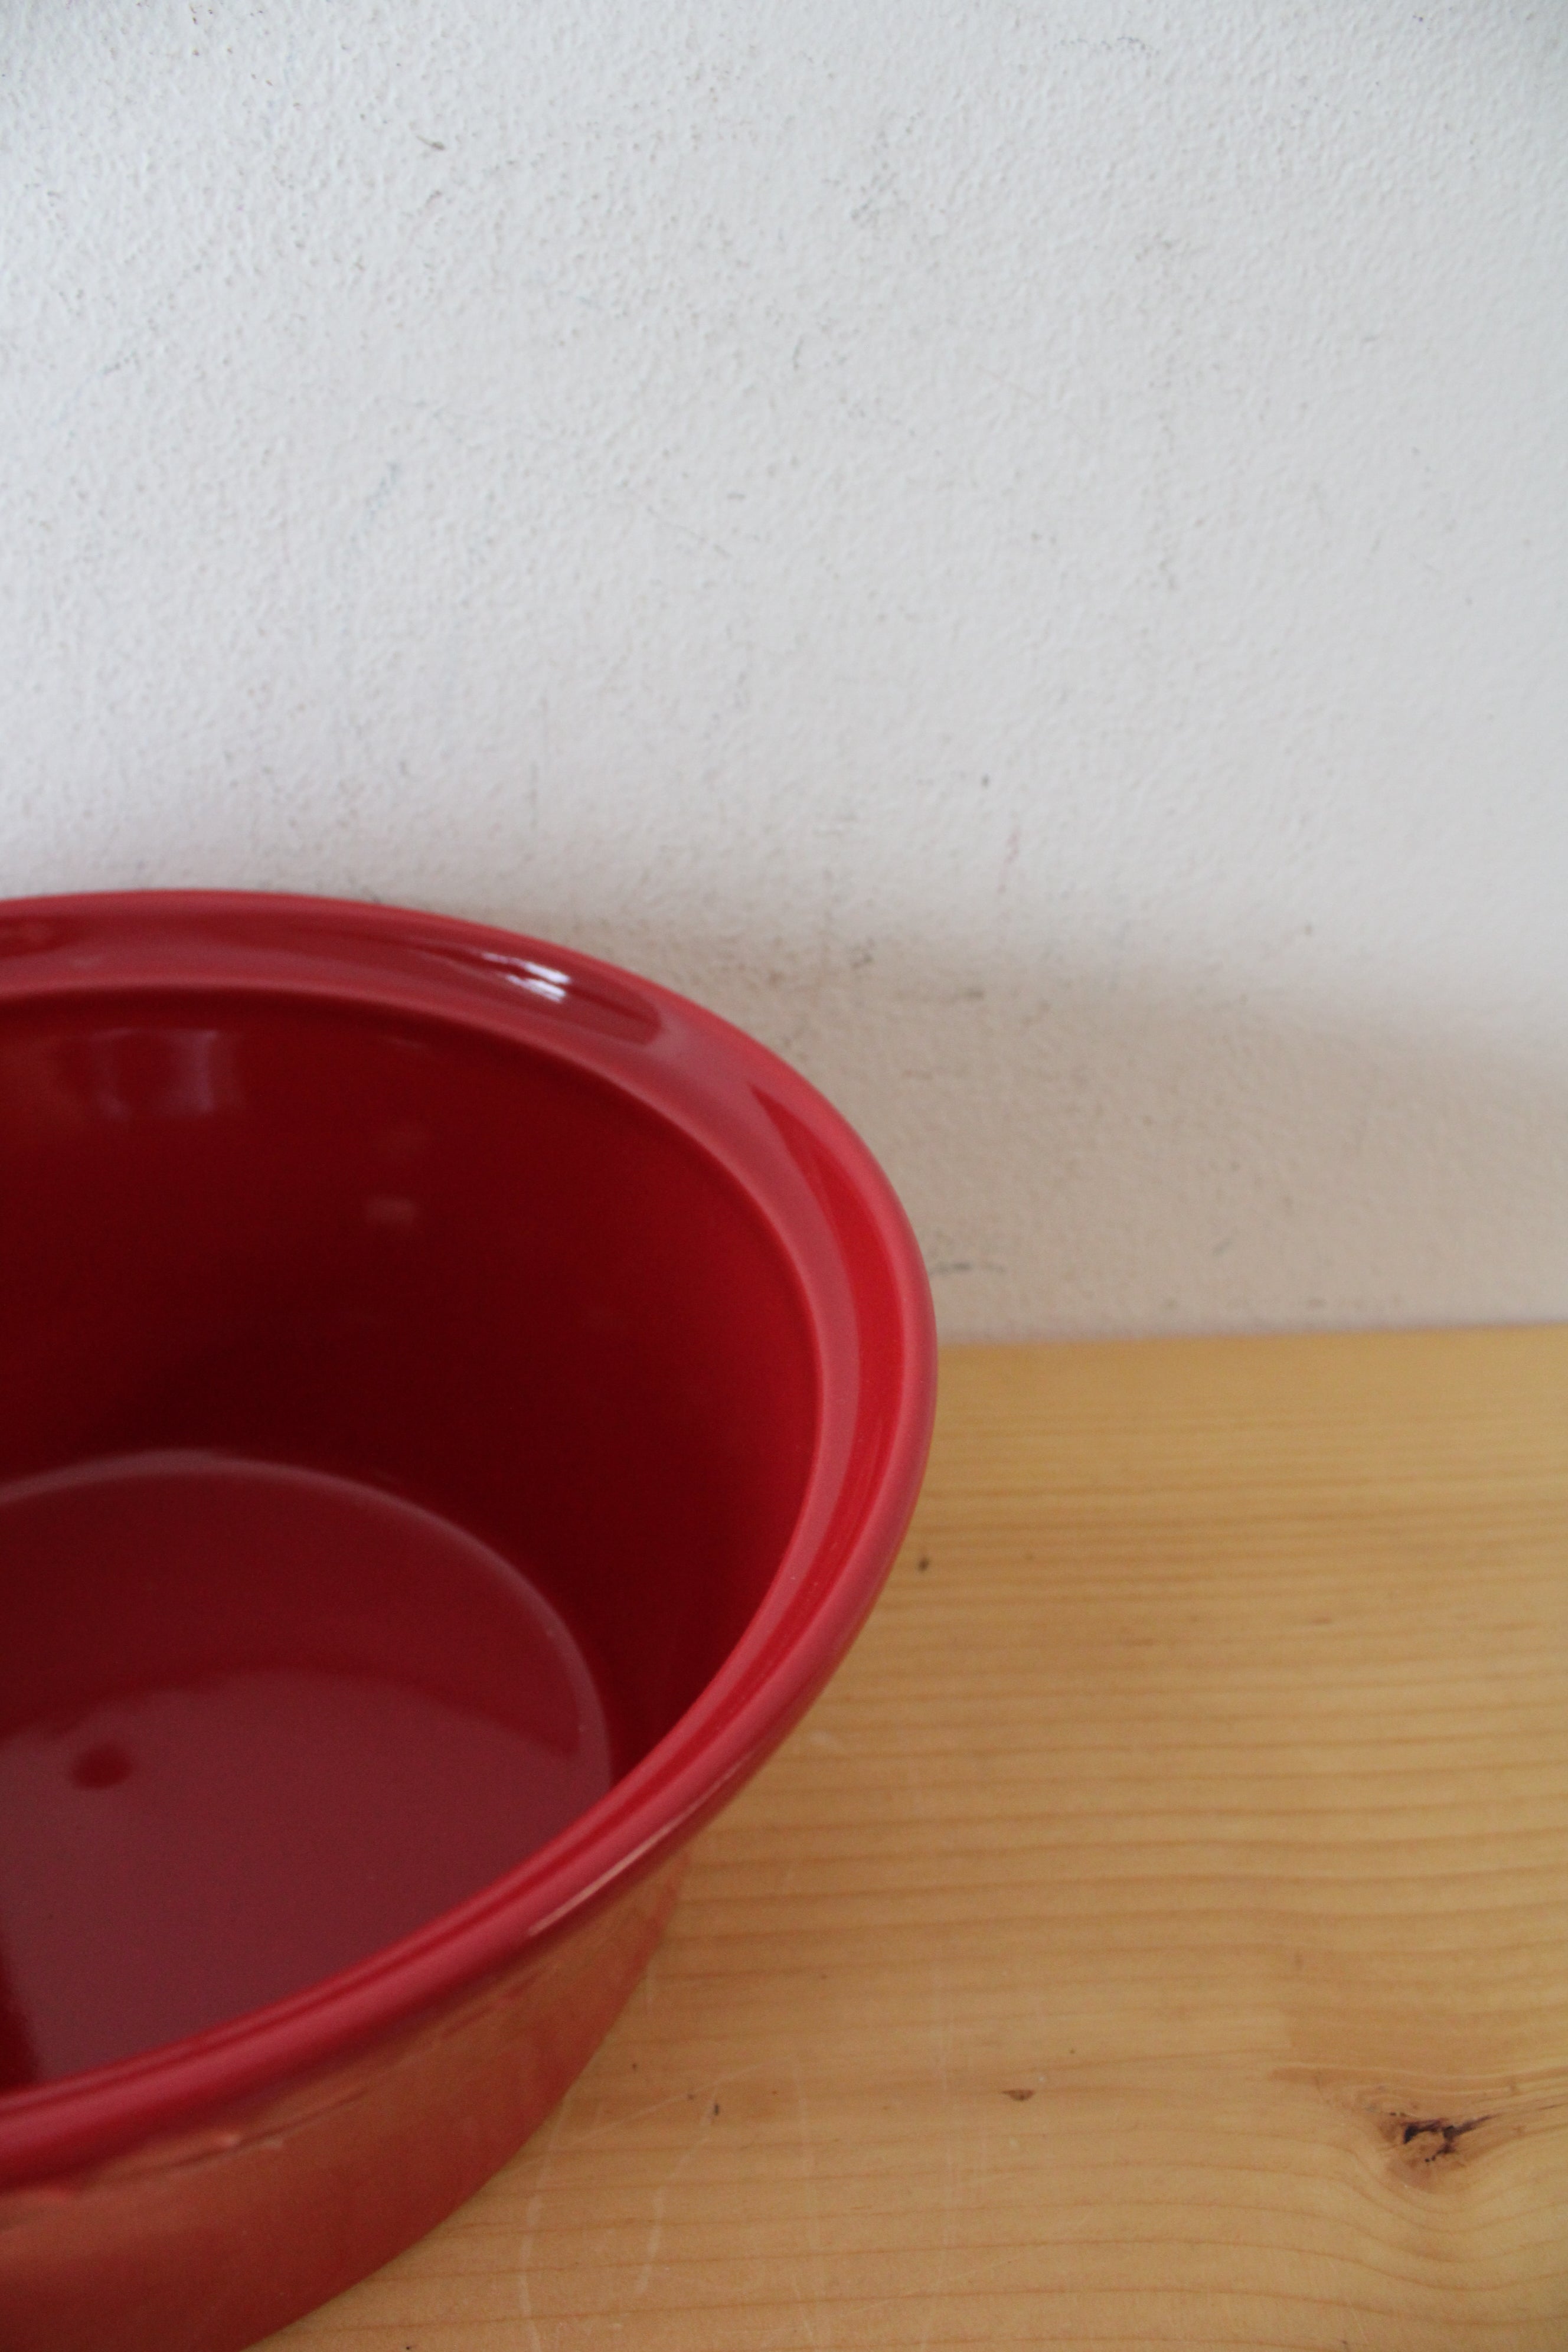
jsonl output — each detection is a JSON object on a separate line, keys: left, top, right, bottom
{"left": 0, "top": 1455, "right": 613, "bottom": 2081}
{"left": 0, "top": 892, "right": 935, "bottom": 2351}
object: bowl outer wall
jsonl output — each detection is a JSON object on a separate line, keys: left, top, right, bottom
{"left": 0, "top": 889, "right": 937, "bottom": 2188}
{"left": 0, "top": 1855, "right": 690, "bottom": 2352}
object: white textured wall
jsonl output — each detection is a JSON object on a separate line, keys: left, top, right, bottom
{"left": 3, "top": 2, "right": 1566, "bottom": 1340}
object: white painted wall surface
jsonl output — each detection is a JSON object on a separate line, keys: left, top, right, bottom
{"left": 2, "top": 2, "right": 1565, "bottom": 1340}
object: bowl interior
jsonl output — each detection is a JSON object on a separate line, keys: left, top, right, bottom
{"left": 0, "top": 987, "right": 819, "bottom": 2087}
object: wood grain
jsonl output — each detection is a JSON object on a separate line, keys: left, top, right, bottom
{"left": 269, "top": 1329, "right": 1568, "bottom": 2350}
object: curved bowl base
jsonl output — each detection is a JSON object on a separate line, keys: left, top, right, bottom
{"left": 0, "top": 1854, "right": 687, "bottom": 2352}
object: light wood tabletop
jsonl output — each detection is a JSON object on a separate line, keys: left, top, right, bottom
{"left": 272, "top": 1328, "right": 1568, "bottom": 2351}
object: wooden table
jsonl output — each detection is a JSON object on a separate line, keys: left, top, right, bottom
{"left": 272, "top": 1330, "right": 1568, "bottom": 2350}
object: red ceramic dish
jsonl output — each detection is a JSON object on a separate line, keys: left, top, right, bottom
{"left": 0, "top": 891, "right": 935, "bottom": 2352}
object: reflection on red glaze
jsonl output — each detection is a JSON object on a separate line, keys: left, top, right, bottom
{"left": 0, "top": 891, "right": 936, "bottom": 2352}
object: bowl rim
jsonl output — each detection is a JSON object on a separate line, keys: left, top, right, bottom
{"left": 0, "top": 888, "right": 936, "bottom": 2185}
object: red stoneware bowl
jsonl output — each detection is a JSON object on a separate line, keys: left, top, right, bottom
{"left": 0, "top": 891, "right": 935, "bottom": 2352}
